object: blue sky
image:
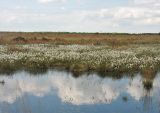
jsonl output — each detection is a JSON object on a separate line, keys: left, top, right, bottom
{"left": 0, "top": 0, "right": 160, "bottom": 33}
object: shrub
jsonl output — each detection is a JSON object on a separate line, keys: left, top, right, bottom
{"left": 12, "top": 36, "right": 27, "bottom": 42}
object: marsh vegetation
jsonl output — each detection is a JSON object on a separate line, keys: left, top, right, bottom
{"left": 0, "top": 32, "right": 159, "bottom": 76}
{"left": 0, "top": 32, "right": 160, "bottom": 45}
{"left": 0, "top": 44, "right": 159, "bottom": 75}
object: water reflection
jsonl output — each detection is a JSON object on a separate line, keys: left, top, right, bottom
{"left": 0, "top": 70, "right": 160, "bottom": 113}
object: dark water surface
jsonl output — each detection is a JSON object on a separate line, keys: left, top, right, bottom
{"left": 0, "top": 70, "right": 160, "bottom": 113}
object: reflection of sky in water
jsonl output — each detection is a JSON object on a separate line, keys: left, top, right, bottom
{"left": 0, "top": 70, "right": 160, "bottom": 113}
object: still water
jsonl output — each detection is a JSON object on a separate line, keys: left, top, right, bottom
{"left": 0, "top": 70, "right": 160, "bottom": 113}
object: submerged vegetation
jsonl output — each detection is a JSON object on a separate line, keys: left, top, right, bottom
{"left": 0, "top": 44, "right": 159, "bottom": 74}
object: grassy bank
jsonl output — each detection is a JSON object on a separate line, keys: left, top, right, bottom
{"left": 0, "top": 44, "right": 160, "bottom": 74}
{"left": 0, "top": 32, "right": 160, "bottom": 45}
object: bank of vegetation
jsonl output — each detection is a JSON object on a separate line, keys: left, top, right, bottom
{"left": 0, "top": 44, "right": 159, "bottom": 75}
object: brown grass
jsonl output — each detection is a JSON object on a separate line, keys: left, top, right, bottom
{"left": 7, "top": 45, "right": 29, "bottom": 53}
{"left": 142, "top": 68, "right": 157, "bottom": 80}
{"left": 0, "top": 32, "right": 159, "bottom": 45}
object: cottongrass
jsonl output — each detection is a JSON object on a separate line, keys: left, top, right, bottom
{"left": 0, "top": 44, "right": 160, "bottom": 73}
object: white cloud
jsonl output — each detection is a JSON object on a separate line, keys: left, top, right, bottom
{"left": 37, "top": 0, "right": 66, "bottom": 3}
{"left": 0, "top": 0, "right": 160, "bottom": 32}
{"left": 133, "top": 0, "right": 160, "bottom": 6}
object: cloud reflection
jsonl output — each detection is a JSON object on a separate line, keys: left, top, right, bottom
{"left": 0, "top": 71, "right": 159, "bottom": 105}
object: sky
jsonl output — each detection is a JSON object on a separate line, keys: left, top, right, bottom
{"left": 0, "top": 0, "right": 160, "bottom": 33}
